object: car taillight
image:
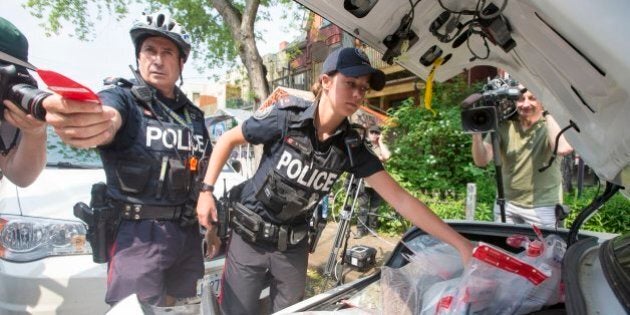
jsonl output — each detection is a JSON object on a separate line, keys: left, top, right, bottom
{"left": 0, "top": 214, "right": 91, "bottom": 262}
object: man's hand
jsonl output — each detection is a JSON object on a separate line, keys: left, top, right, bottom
{"left": 3, "top": 100, "right": 46, "bottom": 135}
{"left": 43, "top": 94, "right": 119, "bottom": 148}
{"left": 376, "top": 135, "right": 391, "bottom": 161}
{"left": 471, "top": 132, "right": 492, "bottom": 167}
{"left": 196, "top": 191, "right": 218, "bottom": 229}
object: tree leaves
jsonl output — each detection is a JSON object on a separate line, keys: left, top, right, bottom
{"left": 386, "top": 76, "right": 488, "bottom": 196}
{"left": 22, "top": 0, "right": 305, "bottom": 100}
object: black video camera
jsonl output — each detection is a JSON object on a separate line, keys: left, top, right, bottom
{"left": 460, "top": 78, "right": 521, "bottom": 133}
{"left": 0, "top": 64, "right": 51, "bottom": 121}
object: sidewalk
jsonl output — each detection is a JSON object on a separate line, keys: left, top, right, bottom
{"left": 307, "top": 221, "right": 399, "bottom": 283}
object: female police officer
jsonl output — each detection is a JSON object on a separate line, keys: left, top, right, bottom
{"left": 196, "top": 47, "right": 473, "bottom": 314}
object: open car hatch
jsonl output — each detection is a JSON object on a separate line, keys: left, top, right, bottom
{"left": 294, "top": 0, "right": 630, "bottom": 192}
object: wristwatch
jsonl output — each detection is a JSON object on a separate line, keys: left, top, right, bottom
{"left": 200, "top": 183, "right": 214, "bottom": 193}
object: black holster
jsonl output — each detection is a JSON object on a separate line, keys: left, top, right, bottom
{"left": 216, "top": 196, "right": 230, "bottom": 240}
{"left": 308, "top": 205, "right": 327, "bottom": 253}
{"left": 179, "top": 200, "right": 198, "bottom": 227}
{"left": 231, "top": 201, "right": 308, "bottom": 251}
{"left": 73, "top": 182, "right": 119, "bottom": 263}
{"left": 231, "top": 202, "right": 262, "bottom": 243}
{"left": 216, "top": 182, "right": 245, "bottom": 239}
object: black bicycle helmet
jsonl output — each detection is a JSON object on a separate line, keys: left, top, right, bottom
{"left": 130, "top": 12, "right": 191, "bottom": 62}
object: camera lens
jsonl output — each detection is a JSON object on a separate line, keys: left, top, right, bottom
{"left": 7, "top": 83, "right": 49, "bottom": 121}
{"left": 461, "top": 106, "right": 497, "bottom": 133}
{"left": 471, "top": 111, "right": 490, "bottom": 126}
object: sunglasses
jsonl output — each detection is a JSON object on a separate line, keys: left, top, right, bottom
{"left": 369, "top": 130, "right": 380, "bottom": 135}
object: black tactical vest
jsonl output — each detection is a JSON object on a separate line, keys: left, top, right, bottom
{"left": 99, "top": 84, "right": 208, "bottom": 207}
{"left": 253, "top": 106, "right": 349, "bottom": 222}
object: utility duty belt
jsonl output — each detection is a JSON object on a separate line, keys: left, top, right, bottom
{"left": 113, "top": 200, "right": 199, "bottom": 227}
{"left": 231, "top": 202, "right": 308, "bottom": 251}
{"left": 114, "top": 201, "right": 185, "bottom": 221}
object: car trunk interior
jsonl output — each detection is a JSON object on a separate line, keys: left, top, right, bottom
{"left": 297, "top": 222, "right": 597, "bottom": 314}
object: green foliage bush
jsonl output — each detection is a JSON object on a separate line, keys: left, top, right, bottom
{"left": 375, "top": 76, "right": 493, "bottom": 234}
{"left": 377, "top": 184, "right": 629, "bottom": 236}
{"left": 384, "top": 77, "right": 486, "bottom": 197}
{"left": 564, "top": 186, "right": 629, "bottom": 234}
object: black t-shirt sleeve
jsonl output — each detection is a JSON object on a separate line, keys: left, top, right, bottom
{"left": 348, "top": 142, "right": 384, "bottom": 178}
{"left": 98, "top": 86, "right": 131, "bottom": 124}
{"left": 97, "top": 86, "right": 137, "bottom": 149}
{"left": 241, "top": 106, "right": 285, "bottom": 145}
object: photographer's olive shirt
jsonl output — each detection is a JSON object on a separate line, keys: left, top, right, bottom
{"left": 484, "top": 118, "right": 562, "bottom": 208}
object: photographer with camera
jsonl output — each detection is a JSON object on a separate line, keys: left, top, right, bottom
{"left": 43, "top": 12, "right": 211, "bottom": 307}
{"left": 470, "top": 83, "right": 573, "bottom": 227}
{"left": 0, "top": 17, "right": 47, "bottom": 187}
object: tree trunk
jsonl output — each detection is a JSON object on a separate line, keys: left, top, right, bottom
{"left": 240, "top": 35, "right": 270, "bottom": 109}
{"left": 212, "top": 0, "right": 271, "bottom": 171}
{"left": 212, "top": 0, "right": 271, "bottom": 110}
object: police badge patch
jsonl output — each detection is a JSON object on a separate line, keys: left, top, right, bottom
{"left": 253, "top": 104, "right": 274, "bottom": 120}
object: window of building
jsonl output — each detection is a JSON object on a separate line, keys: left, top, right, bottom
{"left": 293, "top": 71, "right": 308, "bottom": 90}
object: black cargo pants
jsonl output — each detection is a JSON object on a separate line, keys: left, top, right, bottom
{"left": 219, "top": 232, "right": 309, "bottom": 314}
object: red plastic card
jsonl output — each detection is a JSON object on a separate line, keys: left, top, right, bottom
{"left": 37, "top": 69, "right": 101, "bottom": 103}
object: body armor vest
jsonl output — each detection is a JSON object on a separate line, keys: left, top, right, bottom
{"left": 100, "top": 85, "right": 208, "bottom": 207}
{"left": 253, "top": 108, "right": 349, "bottom": 222}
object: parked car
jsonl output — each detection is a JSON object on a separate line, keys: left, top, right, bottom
{"left": 279, "top": 0, "right": 629, "bottom": 314}
{"left": 0, "top": 131, "right": 245, "bottom": 314}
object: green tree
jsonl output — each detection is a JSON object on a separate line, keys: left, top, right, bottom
{"left": 385, "top": 76, "right": 488, "bottom": 197}
{"left": 22, "top": 0, "right": 305, "bottom": 103}
{"left": 361, "top": 77, "right": 499, "bottom": 234}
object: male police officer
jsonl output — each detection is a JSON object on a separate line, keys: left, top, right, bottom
{"left": 44, "top": 13, "right": 211, "bottom": 306}
{"left": 0, "top": 17, "right": 47, "bottom": 186}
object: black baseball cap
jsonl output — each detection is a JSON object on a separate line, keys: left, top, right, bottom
{"left": 0, "top": 17, "right": 36, "bottom": 70}
{"left": 321, "top": 47, "right": 386, "bottom": 91}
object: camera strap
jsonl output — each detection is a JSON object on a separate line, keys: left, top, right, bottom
{"left": 0, "top": 121, "right": 20, "bottom": 156}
